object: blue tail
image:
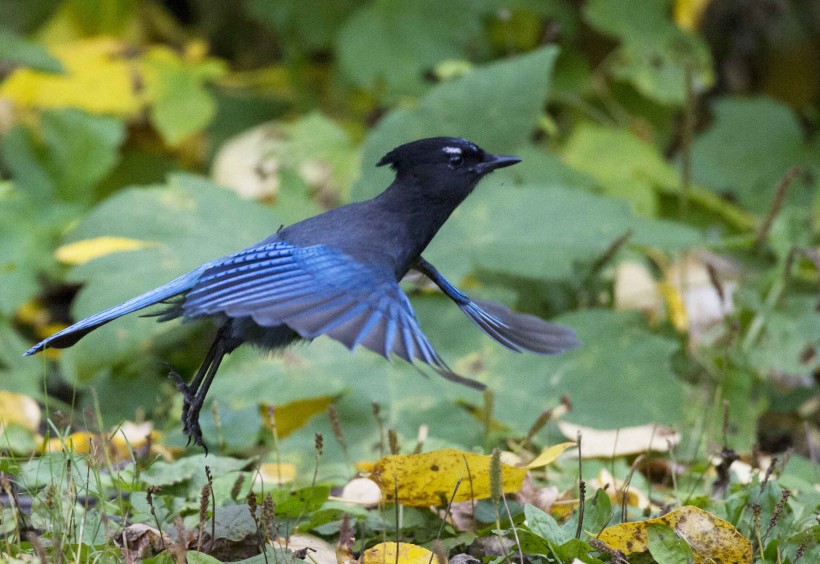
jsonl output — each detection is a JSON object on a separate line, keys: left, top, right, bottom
{"left": 24, "top": 266, "right": 209, "bottom": 356}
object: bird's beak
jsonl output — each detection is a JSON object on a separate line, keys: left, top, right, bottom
{"left": 475, "top": 154, "right": 522, "bottom": 174}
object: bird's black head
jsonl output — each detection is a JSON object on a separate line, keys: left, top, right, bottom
{"left": 377, "top": 137, "right": 520, "bottom": 195}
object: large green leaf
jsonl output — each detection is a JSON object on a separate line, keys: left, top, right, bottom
{"left": 690, "top": 97, "right": 804, "bottom": 213}
{"left": 584, "top": 0, "right": 713, "bottom": 106}
{"left": 420, "top": 305, "right": 687, "bottom": 430}
{"left": 562, "top": 123, "right": 756, "bottom": 229}
{"left": 59, "top": 174, "right": 284, "bottom": 375}
{"left": 0, "top": 183, "right": 78, "bottom": 316}
{"left": 336, "top": 0, "right": 487, "bottom": 98}
{"left": 142, "top": 50, "right": 225, "bottom": 147}
{"left": 0, "top": 29, "right": 63, "bottom": 73}
{"left": 248, "top": 0, "right": 366, "bottom": 55}
{"left": 1, "top": 109, "right": 125, "bottom": 203}
{"left": 426, "top": 182, "right": 701, "bottom": 282}
{"left": 353, "top": 46, "right": 559, "bottom": 200}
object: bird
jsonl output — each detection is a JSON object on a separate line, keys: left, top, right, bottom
{"left": 25, "top": 137, "right": 580, "bottom": 449}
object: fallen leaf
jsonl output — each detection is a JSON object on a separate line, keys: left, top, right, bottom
{"left": 260, "top": 395, "right": 334, "bottom": 439}
{"left": 55, "top": 236, "right": 160, "bottom": 265}
{"left": 598, "top": 505, "right": 752, "bottom": 563}
{"left": 589, "top": 469, "right": 651, "bottom": 510}
{"left": 614, "top": 261, "right": 661, "bottom": 315}
{"left": 338, "top": 477, "right": 382, "bottom": 506}
{"left": 664, "top": 252, "right": 739, "bottom": 342}
{"left": 284, "top": 534, "right": 336, "bottom": 564}
{"left": 360, "top": 448, "right": 527, "bottom": 507}
{"left": 116, "top": 523, "right": 172, "bottom": 561}
{"left": 40, "top": 431, "right": 95, "bottom": 454}
{"left": 110, "top": 420, "right": 157, "bottom": 459}
{"left": 0, "top": 390, "right": 40, "bottom": 431}
{"left": 361, "top": 542, "right": 435, "bottom": 564}
{"left": 558, "top": 422, "right": 680, "bottom": 458}
{"left": 516, "top": 475, "right": 560, "bottom": 514}
{"left": 526, "top": 442, "right": 577, "bottom": 469}
{"left": 252, "top": 463, "right": 296, "bottom": 486}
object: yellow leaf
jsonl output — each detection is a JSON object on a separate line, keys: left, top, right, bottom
{"left": 261, "top": 396, "right": 334, "bottom": 439}
{"left": 362, "top": 542, "right": 436, "bottom": 564}
{"left": 673, "top": 0, "right": 710, "bottom": 32}
{"left": 659, "top": 280, "right": 688, "bottom": 332}
{"left": 0, "top": 391, "right": 41, "bottom": 432}
{"left": 362, "top": 448, "right": 527, "bottom": 507}
{"left": 526, "top": 442, "right": 576, "bottom": 469}
{"left": 110, "top": 421, "right": 158, "bottom": 460}
{"left": 599, "top": 505, "right": 752, "bottom": 563}
{"left": 0, "top": 37, "right": 144, "bottom": 116}
{"left": 40, "top": 431, "right": 96, "bottom": 454}
{"left": 253, "top": 463, "right": 297, "bottom": 486}
{"left": 55, "top": 236, "right": 159, "bottom": 265}
{"left": 589, "top": 469, "right": 652, "bottom": 510}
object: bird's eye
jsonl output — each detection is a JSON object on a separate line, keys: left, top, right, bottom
{"left": 449, "top": 155, "right": 464, "bottom": 167}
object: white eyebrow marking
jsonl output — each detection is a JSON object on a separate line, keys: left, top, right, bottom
{"left": 442, "top": 146, "right": 462, "bottom": 155}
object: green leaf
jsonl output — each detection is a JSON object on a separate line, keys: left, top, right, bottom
{"left": 337, "top": 0, "right": 486, "bottom": 97}
{"left": 1, "top": 109, "right": 125, "bottom": 203}
{"left": 61, "top": 0, "right": 138, "bottom": 35}
{"left": 185, "top": 553, "right": 223, "bottom": 564}
{"left": 0, "top": 184, "right": 79, "bottom": 316}
{"left": 584, "top": 0, "right": 713, "bottom": 105}
{"left": 562, "top": 488, "right": 612, "bottom": 540}
{"left": 0, "top": 29, "right": 63, "bottom": 73}
{"left": 748, "top": 294, "right": 820, "bottom": 379}
{"left": 646, "top": 523, "right": 696, "bottom": 564}
{"left": 59, "top": 174, "right": 284, "bottom": 376}
{"left": 140, "top": 454, "right": 247, "bottom": 488}
{"left": 143, "top": 51, "right": 225, "bottom": 146}
{"left": 525, "top": 503, "right": 571, "bottom": 544}
{"left": 0, "top": 324, "right": 50, "bottom": 398}
{"left": 353, "top": 46, "right": 559, "bottom": 200}
{"left": 0, "top": 423, "right": 38, "bottom": 455}
{"left": 563, "top": 123, "right": 756, "bottom": 229}
{"left": 275, "top": 112, "right": 361, "bottom": 203}
{"left": 691, "top": 96, "right": 804, "bottom": 212}
{"left": 427, "top": 183, "right": 701, "bottom": 282}
{"left": 207, "top": 504, "right": 258, "bottom": 541}
{"left": 267, "top": 484, "right": 331, "bottom": 518}
{"left": 248, "top": 0, "right": 366, "bottom": 55}
{"left": 440, "top": 308, "right": 688, "bottom": 430}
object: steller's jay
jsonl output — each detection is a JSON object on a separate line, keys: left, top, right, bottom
{"left": 26, "top": 137, "right": 580, "bottom": 449}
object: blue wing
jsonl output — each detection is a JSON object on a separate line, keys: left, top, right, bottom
{"left": 183, "top": 241, "right": 485, "bottom": 390}
{"left": 414, "top": 257, "right": 580, "bottom": 354}
{"left": 24, "top": 264, "right": 212, "bottom": 355}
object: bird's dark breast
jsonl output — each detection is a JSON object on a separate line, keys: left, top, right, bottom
{"left": 220, "top": 314, "right": 302, "bottom": 352}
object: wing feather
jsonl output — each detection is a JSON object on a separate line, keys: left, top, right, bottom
{"left": 183, "top": 241, "right": 484, "bottom": 389}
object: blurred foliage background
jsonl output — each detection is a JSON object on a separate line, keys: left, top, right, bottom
{"left": 0, "top": 0, "right": 818, "bottom": 472}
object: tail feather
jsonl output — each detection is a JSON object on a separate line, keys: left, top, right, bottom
{"left": 24, "top": 266, "right": 209, "bottom": 356}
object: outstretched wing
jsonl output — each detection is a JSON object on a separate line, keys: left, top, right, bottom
{"left": 183, "top": 241, "right": 485, "bottom": 390}
{"left": 414, "top": 257, "right": 580, "bottom": 354}
{"left": 24, "top": 265, "right": 211, "bottom": 355}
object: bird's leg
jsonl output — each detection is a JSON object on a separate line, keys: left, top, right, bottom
{"left": 167, "top": 326, "right": 229, "bottom": 450}
{"left": 168, "top": 338, "right": 219, "bottom": 431}
{"left": 184, "top": 345, "right": 227, "bottom": 452}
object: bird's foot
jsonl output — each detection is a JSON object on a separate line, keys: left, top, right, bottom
{"left": 185, "top": 404, "right": 208, "bottom": 455}
{"left": 167, "top": 370, "right": 207, "bottom": 453}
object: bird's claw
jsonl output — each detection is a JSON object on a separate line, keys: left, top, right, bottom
{"left": 167, "top": 370, "right": 207, "bottom": 453}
